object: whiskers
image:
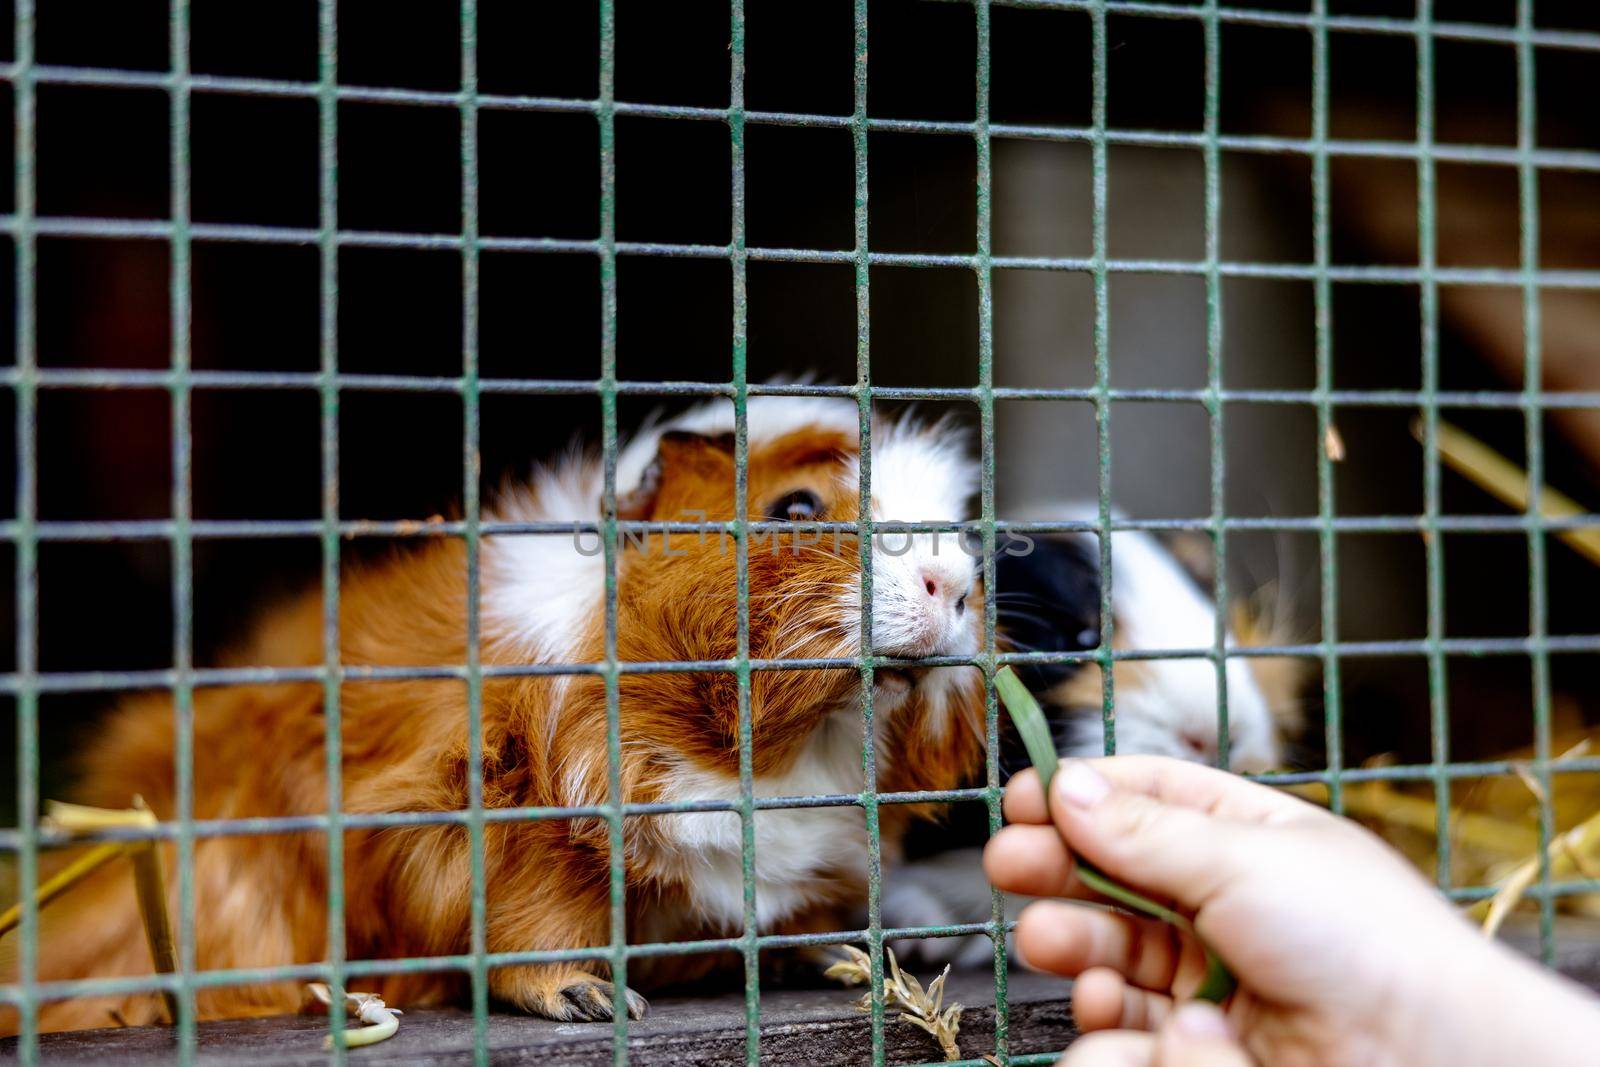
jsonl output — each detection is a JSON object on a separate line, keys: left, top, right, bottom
{"left": 765, "top": 595, "right": 859, "bottom": 660}
{"left": 766, "top": 621, "right": 857, "bottom": 664}
{"left": 745, "top": 577, "right": 857, "bottom": 602}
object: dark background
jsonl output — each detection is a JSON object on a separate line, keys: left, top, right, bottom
{"left": 3, "top": 0, "right": 1600, "bottom": 819}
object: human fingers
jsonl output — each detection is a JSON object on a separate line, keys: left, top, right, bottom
{"left": 983, "top": 824, "right": 1079, "bottom": 899}
{"left": 984, "top": 824, "right": 1150, "bottom": 910}
{"left": 1078, "top": 756, "right": 1311, "bottom": 826}
{"left": 1015, "top": 900, "right": 1196, "bottom": 995}
{"left": 1048, "top": 760, "right": 1274, "bottom": 916}
{"left": 1002, "top": 767, "right": 1049, "bottom": 825}
{"left": 1072, "top": 966, "right": 1175, "bottom": 1034}
{"left": 1003, "top": 757, "right": 1305, "bottom": 829}
{"left": 1002, "top": 756, "right": 1323, "bottom": 886}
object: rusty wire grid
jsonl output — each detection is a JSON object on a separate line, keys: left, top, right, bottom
{"left": 4, "top": 1, "right": 1599, "bottom": 1065}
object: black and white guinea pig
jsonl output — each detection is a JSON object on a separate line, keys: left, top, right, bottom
{"left": 993, "top": 505, "right": 1301, "bottom": 775}
{"left": 887, "top": 506, "right": 1307, "bottom": 967}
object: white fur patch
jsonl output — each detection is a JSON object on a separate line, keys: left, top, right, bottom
{"left": 653, "top": 712, "right": 870, "bottom": 929}
{"left": 861, "top": 418, "right": 980, "bottom": 661}
{"left": 483, "top": 455, "right": 605, "bottom": 663}
{"left": 1105, "top": 530, "right": 1279, "bottom": 770}
{"left": 867, "top": 416, "right": 978, "bottom": 525}
{"left": 1017, "top": 501, "right": 1280, "bottom": 771}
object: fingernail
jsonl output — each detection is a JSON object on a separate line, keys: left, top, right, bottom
{"left": 1173, "top": 1002, "right": 1231, "bottom": 1041}
{"left": 1055, "top": 761, "right": 1110, "bottom": 808}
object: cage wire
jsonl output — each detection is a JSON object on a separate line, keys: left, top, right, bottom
{"left": 4, "top": 0, "right": 1600, "bottom": 1065}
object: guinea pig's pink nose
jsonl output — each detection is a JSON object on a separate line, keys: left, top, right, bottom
{"left": 919, "top": 567, "right": 969, "bottom": 616}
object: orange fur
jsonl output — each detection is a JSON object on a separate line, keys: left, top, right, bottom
{"left": 3, "top": 426, "right": 986, "bottom": 1033}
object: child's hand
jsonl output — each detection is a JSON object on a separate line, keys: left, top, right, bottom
{"left": 984, "top": 756, "right": 1600, "bottom": 1067}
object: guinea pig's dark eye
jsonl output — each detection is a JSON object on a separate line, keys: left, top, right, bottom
{"left": 767, "top": 489, "right": 823, "bottom": 522}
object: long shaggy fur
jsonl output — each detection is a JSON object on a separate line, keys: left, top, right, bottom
{"left": 2, "top": 405, "right": 987, "bottom": 1033}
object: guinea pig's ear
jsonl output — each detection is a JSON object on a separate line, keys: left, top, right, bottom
{"left": 617, "top": 430, "right": 736, "bottom": 520}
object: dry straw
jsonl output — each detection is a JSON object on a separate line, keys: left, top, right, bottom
{"left": 827, "top": 944, "right": 963, "bottom": 1062}
{"left": 0, "top": 799, "right": 182, "bottom": 1025}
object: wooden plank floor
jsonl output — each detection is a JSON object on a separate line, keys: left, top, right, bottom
{"left": 5, "top": 915, "right": 1598, "bottom": 1065}
{"left": 0, "top": 968, "right": 1074, "bottom": 1066}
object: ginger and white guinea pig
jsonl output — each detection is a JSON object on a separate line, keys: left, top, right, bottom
{"left": 8, "top": 396, "right": 995, "bottom": 1033}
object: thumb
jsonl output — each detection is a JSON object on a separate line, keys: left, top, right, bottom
{"left": 1051, "top": 760, "right": 1264, "bottom": 914}
{"left": 1154, "top": 1003, "right": 1253, "bottom": 1067}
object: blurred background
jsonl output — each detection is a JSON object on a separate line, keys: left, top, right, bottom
{"left": 2, "top": 0, "right": 1600, "bottom": 835}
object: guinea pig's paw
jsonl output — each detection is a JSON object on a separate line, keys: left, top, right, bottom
{"left": 515, "top": 971, "right": 649, "bottom": 1022}
{"left": 884, "top": 881, "right": 952, "bottom": 936}
{"left": 883, "top": 851, "right": 1005, "bottom": 970}
{"left": 884, "top": 882, "right": 972, "bottom": 968}
{"left": 558, "top": 976, "right": 649, "bottom": 1022}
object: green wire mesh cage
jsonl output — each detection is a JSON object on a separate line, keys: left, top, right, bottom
{"left": 5, "top": 0, "right": 1600, "bottom": 1064}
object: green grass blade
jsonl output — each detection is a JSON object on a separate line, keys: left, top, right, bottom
{"left": 995, "top": 666, "right": 1058, "bottom": 788}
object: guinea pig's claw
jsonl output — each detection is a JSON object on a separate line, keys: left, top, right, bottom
{"left": 558, "top": 981, "right": 610, "bottom": 1022}
{"left": 557, "top": 978, "right": 649, "bottom": 1022}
